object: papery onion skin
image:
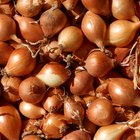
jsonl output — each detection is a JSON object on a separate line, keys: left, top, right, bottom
{"left": 40, "top": 8, "right": 67, "bottom": 38}
{"left": 58, "top": 26, "right": 83, "bottom": 52}
{"left": 5, "top": 47, "right": 36, "bottom": 76}
{"left": 14, "top": 15, "right": 44, "bottom": 43}
{"left": 19, "top": 76, "right": 46, "bottom": 104}
{"left": 36, "top": 62, "right": 70, "bottom": 87}
{"left": 81, "top": 11, "right": 106, "bottom": 49}
{"left": 86, "top": 98, "right": 116, "bottom": 126}
{"left": 85, "top": 51, "right": 115, "bottom": 77}
{"left": 16, "top": 0, "right": 42, "bottom": 17}
{"left": 0, "top": 14, "right": 16, "bottom": 41}
{"left": 105, "top": 20, "right": 140, "bottom": 47}
{"left": 0, "top": 104, "right": 22, "bottom": 140}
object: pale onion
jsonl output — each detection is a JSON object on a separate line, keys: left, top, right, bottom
{"left": 58, "top": 26, "right": 83, "bottom": 52}
{"left": 81, "top": 11, "right": 107, "bottom": 50}
{"left": 105, "top": 20, "right": 140, "bottom": 47}
{"left": 81, "top": 0, "right": 110, "bottom": 16}
{"left": 19, "top": 101, "right": 46, "bottom": 119}
{"left": 36, "top": 62, "right": 70, "bottom": 87}
{"left": 112, "top": 0, "right": 139, "bottom": 22}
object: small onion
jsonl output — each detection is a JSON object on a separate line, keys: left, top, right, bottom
{"left": 19, "top": 76, "right": 46, "bottom": 104}
{"left": 22, "top": 135, "right": 42, "bottom": 140}
{"left": 62, "top": 130, "right": 92, "bottom": 140}
{"left": 58, "top": 26, "right": 83, "bottom": 52}
{"left": 19, "top": 101, "right": 46, "bottom": 119}
{"left": 16, "top": 0, "right": 42, "bottom": 17}
{"left": 105, "top": 20, "right": 140, "bottom": 47}
{"left": 36, "top": 62, "right": 70, "bottom": 87}
{"left": 40, "top": 8, "right": 67, "bottom": 38}
{"left": 0, "top": 41, "right": 13, "bottom": 65}
{"left": 14, "top": 15, "right": 44, "bottom": 43}
{"left": 86, "top": 98, "right": 116, "bottom": 126}
{"left": 81, "top": 11, "right": 107, "bottom": 50}
{"left": 4, "top": 47, "right": 36, "bottom": 76}
{"left": 42, "top": 113, "right": 68, "bottom": 139}
{"left": 85, "top": 50, "right": 115, "bottom": 77}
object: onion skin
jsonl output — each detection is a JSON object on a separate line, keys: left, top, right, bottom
{"left": 40, "top": 8, "right": 67, "bottom": 38}
{"left": 0, "top": 14, "right": 16, "bottom": 41}
{"left": 85, "top": 51, "right": 115, "bottom": 77}
{"left": 0, "top": 104, "right": 22, "bottom": 140}
{"left": 81, "top": 0, "right": 110, "bottom": 16}
{"left": 108, "top": 78, "right": 140, "bottom": 107}
{"left": 81, "top": 11, "right": 107, "bottom": 49}
{"left": 19, "top": 76, "right": 46, "bottom": 104}
{"left": 86, "top": 98, "right": 116, "bottom": 126}
{"left": 5, "top": 47, "right": 36, "bottom": 76}
{"left": 105, "top": 20, "right": 140, "bottom": 47}
{"left": 14, "top": 15, "right": 44, "bottom": 43}
{"left": 62, "top": 130, "right": 92, "bottom": 140}
{"left": 36, "top": 62, "right": 70, "bottom": 87}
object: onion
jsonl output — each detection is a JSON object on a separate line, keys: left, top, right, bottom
{"left": 14, "top": 15, "right": 44, "bottom": 43}
{"left": 81, "top": 0, "right": 110, "bottom": 16}
{"left": 19, "top": 76, "right": 46, "bottom": 104}
{"left": 93, "top": 124, "right": 129, "bottom": 140}
{"left": 58, "top": 26, "right": 83, "bottom": 52}
{"left": 19, "top": 101, "right": 46, "bottom": 119}
{"left": 69, "top": 66, "right": 94, "bottom": 96}
{"left": 112, "top": 0, "right": 139, "bottom": 22}
{"left": 62, "top": 130, "right": 92, "bottom": 140}
{"left": 83, "top": 95, "right": 97, "bottom": 107}
{"left": 0, "top": 0, "right": 10, "bottom": 4}
{"left": 16, "top": 0, "right": 42, "bottom": 17}
{"left": 1, "top": 76, "right": 22, "bottom": 102}
{"left": 108, "top": 78, "right": 140, "bottom": 107}
{"left": 0, "top": 104, "right": 22, "bottom": 140}
{"left": 0, "top": 14, "right": 16, "bottom": 41}
{"left": 4, "top": 47, "right": 36, "bottom": 76}
{"left": 105, "top": 20, "right": 140, "bottom": 47}
{"left": 42, "top": 113, "right": 68, "bottom": 139}
{"left": 36, "top": 62, "right": 70, "bottom": 87}
{"left": 86, "top": 98, "right": 116, "bottom": 126}
{"left": 81, "top": 11, "right": 107, "bottom": 50}
{"left": 40, "top": 8, "right": 67, "bottom": 38}
{"left": 0, "top": 41, "right": 13, "bottom": 65}
{"left": 85, "top": 50, "right": 115, "bottom": 77}
{"left": 22, "top": 135, "right": 42, "bottom": 140}
{"left": 60, "top": 0, "right": 78, "bottom": 10}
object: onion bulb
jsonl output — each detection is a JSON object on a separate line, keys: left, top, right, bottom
{"left": 81, "top": 11, "right": 107, "bottom": 50}
{"left": 81, "top": 0, "right": 110, "bottom": 16}
{"left": 105, "top": 20, "right": 140, "bottom": 47}
{"left": 4, "top": 47, "right": 36, "bottom": 76}
{"left": 36, "top": 62, "right": 70, "bottom": 87}
{"left": 58, "top": 26, "right": 83, "bottom": 52}
{"left": 112, "top": 0, "right": 139, "bottom": 22}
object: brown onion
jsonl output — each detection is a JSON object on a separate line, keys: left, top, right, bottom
{"left": 69, "top": 66, "right": 94, "bottom": 96}
{"left": 19, "top": 101, "right": 46, "bottom": 119}
{"left": 60, "top": 0, "right": 78, "bottom": 10}
{"left": 16, "top": 0, "right": 42, "bottom": 17}
{"left": 105, "top": 20, "right": 140, "bottom": 47}
{"left": 86, "top": 98, "right": 116, "bottom": 126}
{"left": 14, "top": 15, "right": 44, "bottom": 43}
{"left": 0, "top": 41, "right": 13, "bottom": 65}
{"left": 0, "top": 104, "right": 22, "bottom": 140}
{"left": 4, "top": 47, "right": 36, "bottom": 76}
{"left": 22, "top": 135, "right": 42, "bottom": 140}
{"left": 62, "top": 130, "right": 92, "bottom": 140}
{"left": 112, "top": 0, "right": 139, "bottom": 22}
{"left": 81, "top": 0, "right": 110, "bottom": 16}
{"left": 40, "top": 8, "right": 67, "bottom": 38}
{"left": 58, "top": 26, "right": 83, "bottom": 52}
{"left": 81, "top": 11, "right": 107, "bottom": 50}
{"left": 1, "top": 76, "right": 22, "bottom": 102}
{"left": 85, "top": 50, "right": 115, "bottom": 77}
{"left": 108, "top": 78, "right": 140, "bottom": 107}
{"left": 42, "top": 113, "right": 68, "bottom": 139}
{"left": 36, "top": 62, "right": 70, "bottom": 87}
{"left": 19, "top": 76, "right": 46, "bottom": 104}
